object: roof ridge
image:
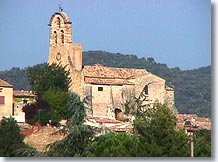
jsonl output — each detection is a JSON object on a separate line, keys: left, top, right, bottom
{"left": 0, "top": 78, "right": 13, "bottom": 88}
{"left": 84, "top": 64, "right": 147, "bottom": 71}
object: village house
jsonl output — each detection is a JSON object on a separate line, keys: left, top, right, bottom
{"left": 48, "top": 11, "right": 175, "bottom": 119}
{"left": 0, "top": 79, "right": 13, "bottom": 118}
{"left": 13, "top": 90, "right": 35, "bottom": 122}
{"left": 0, "top": 78, "right": 35, "bottom": 122}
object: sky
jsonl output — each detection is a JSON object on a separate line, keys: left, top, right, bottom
{"left": 0, "top": 0, "right": 211, "bottom": 71}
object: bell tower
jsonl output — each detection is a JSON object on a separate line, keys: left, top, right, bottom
{"left": 48, "top": 11, "right": 83, "bottom": 71}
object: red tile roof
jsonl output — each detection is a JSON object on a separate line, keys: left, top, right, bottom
{"left": 176, "top": 114, "right": 211, "bottom": 130}
{"left": 83, "top": 64, "right": 148, "bottom": 85}
{"left": 13, "top": 90, "right": 35, "bottom": 97}
{"left": 83, "top": 64, "right": 148, "bottom": 79}
{"left": 84, "top": 78, "right": 134, "bottom": 85}
{"left": 0, "top": 79, "right": 13, "bottom": 88}
{"left": 86, "top": 116, "right": 122, "bottom": 124}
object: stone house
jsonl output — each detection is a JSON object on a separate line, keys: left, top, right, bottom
{"left": 0, "top": 78, "right": 13, "bottom": 117}
{"left": 13, "top": 90, "right": 35, "bottom": 122}
{"left": 48, "top": 11, "right": 175, "bottom": 119}
{"left": 0, "top": 78, "right": 35, "bottom": 122}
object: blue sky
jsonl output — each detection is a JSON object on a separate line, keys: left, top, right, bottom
{"left": 0, "top": 0, "right": 211, "bottom": 71}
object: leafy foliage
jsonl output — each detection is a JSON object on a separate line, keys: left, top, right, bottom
{"left": 0, "top": 117, "right": 27, "bottom": 157}
{"left": 133, "top": 103, "right": 190, "bottom": 157}
{"left": 46, "top": 93, "right": 95, "bottom": 157}
{"left": 42, "top": 88, "right": 69, "bottom": 119}
{"left": 23, "top": 63, "right": 71, "bottom": 125}
{"left": 27, "top": 63, "right": 71, "bottom": 96}
{"left": 194, "top": 129, "right": 211, "bottom": 157}
{"left": 84, "top": 133, "right": 142, "bottom": 157}
{"left": 13, "top": 148, "right": 46, "bottom": 157}
{"left": 83, "top": 102, "right": 190, "bottom": 157}
{"left": 47, "top": 125, "right": 94, "bottom": 157}
{"left": 64, "top": 93, "right": 87, "bottom": 126}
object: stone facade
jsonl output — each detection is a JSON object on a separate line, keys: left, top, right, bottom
{"left": 48, "top": 12, "right": 175, "bottom": 119}
{"left": 0, "top": 79, "right": 13, "bottom": 117}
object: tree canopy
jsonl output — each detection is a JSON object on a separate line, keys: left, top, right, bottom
{"left": 0, "top": 117, "right": 27, "bottom": 156}
{"left": 133, "top": 103, "right": 190, "bottom": 157}
{"left": 23, "top": 63, "right": 71, "bottom": 125}
{"left": 27, "top": 63, "right": 71, "bottom": 96}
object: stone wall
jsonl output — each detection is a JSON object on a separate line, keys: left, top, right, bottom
{"left": 135, "top": 73, "right": 166, "bottom": 104}
{"left": 91, "top": 84, "right": 112, "bottom": 117}
{"left": 165, "top": 86, "right": 175, "bottom": 110}
{"left": 69, "top": 68, "right": 84, "bottom": 97}
{"left": 83, "top": 84, "right": 135, "bottom": 118}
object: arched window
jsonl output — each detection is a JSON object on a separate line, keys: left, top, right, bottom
{"left": 57, "top": 17, "right": 61, "bottom": 27}
{"left": 54, "top": 31, "right": 57, "bottom": 43}
{"left": 61, "top": 30, "right": 64, "bottom": 43}
{"left": 145, "top": 85, "right": 148, "bottom": 95}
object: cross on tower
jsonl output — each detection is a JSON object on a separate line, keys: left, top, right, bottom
{"left": 58, "top": 4, "right": 63, "bottom": 12}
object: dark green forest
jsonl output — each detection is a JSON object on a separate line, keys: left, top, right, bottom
{"left": 0, "top": 50, "right": 211, "bottom": 118}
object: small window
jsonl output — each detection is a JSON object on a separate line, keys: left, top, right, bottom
{"left": 54, "top": 31, "right": 57, "bottom": 43}
{"left": 145, "top": 85, "right": 148, "bottom": 95}
{"left": 56, "top": 52, "right": 61, "bottom": 61}
{"left": 98, "top": 87, "right": 103, "bottom": 91}
{"left": 61, "top": 30, "right": 64, "bottom": 43}
{"left": 57, "top": 17, "right": 61, "bottom": 27}
{"left": 0, "top": 96, "right": 5, "bottom": 105}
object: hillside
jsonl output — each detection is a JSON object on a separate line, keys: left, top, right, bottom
{"left": 0, "top": 50, "right": 211, "bottom": 118}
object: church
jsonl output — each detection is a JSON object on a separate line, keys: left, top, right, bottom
{"left": 48, "top": 11, "right": 175, "bottom": 119}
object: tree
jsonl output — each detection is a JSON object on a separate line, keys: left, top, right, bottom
{"left": 46, "top": 125, "right": 94, "bottom": 157}
{"left": 194, "top": 129, "right": 211, "bottom": 157}
{"left": 22, "top": 98, "right": 49, "bottom": 125}
{"left": 64, "top": 93, "right": 86, "bottom": 125}
{"left": 84, "top": 133, "right": 142, "bottom": 157}
{"left": 42, "top": 88, "right": 69, "bottom": 120}
{"left": 134, "top": 103, "right": 190, "bottom": 157}
{"left": 46, "top": 93, "right": 95, "bottom": 157}
{"left": 147, "top": 57, "right": 155, "bottom": 63}
{"left": 24, "top": 63, "right": 72, "bottom": 125}
{"left": 13, "top": 148, "right": 46, "bottom": 157}
{"left": 27, "top": 63, "right": 71, "bottom": 96}
{"left": 0, "top": 117, "right": 27, "bottom": 156}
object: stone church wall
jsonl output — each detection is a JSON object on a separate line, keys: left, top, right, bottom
{"left": 135, "top": 73, "right": 166, "bottom": 104}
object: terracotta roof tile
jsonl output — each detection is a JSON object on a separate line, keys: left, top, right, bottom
{"left": 84, "top": 78, "right": 134, "bottom": 85}
{"left": 0, "top": 79, "right": 13, "bottom": 88}
{"left": 86, "top": 116, "right": 122, "bottom": 124}
{"left": 83, "top": 64, "right": 148, "bottom": 79}
{"left": 13, "top": 90, "right": 35, "bottom": 97}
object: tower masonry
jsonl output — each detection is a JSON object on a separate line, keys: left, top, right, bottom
{"left": 48, "top": 12, "right": 82, "bottom": 71}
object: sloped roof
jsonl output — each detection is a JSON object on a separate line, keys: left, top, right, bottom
{"left": 165, "top": 85, "right": 174, "bottom": 91}
{"left": 0, "top": 79, "right": 13, "bottom": 88}
{"left": 84, "top": 78, "right": 134, "bottom": 85}
{"left": 83, "top": 64, "right": 148, "bottom": 79}
{"left": 13, "top": 90, "right": 35, "bottom": 97}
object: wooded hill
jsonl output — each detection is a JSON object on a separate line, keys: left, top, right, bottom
{"left": 0, "top": 50, "right": 211, "bottom": 118}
